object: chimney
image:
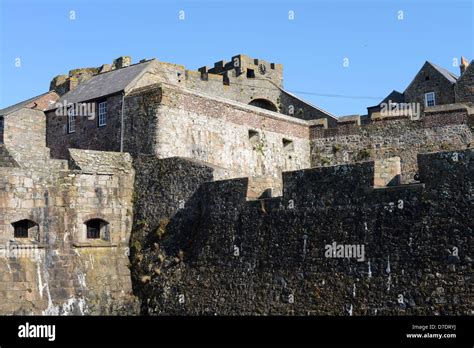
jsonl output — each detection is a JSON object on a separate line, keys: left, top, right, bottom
{"left": 460, "top": 56, "right": 469, "bottom": 75}
{"left": 112, "top": 56, "right": 132, "bottom": 69}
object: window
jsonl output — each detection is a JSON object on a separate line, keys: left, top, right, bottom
{"left": 247, "top": 69, "right": 255, "bottom": 78}
{"left": 86, "top": 219, "right": 109, "bottom": 240}
{"left": 248, "top": 129, "right": 260, "bottom": 145}
{"left": 282, "top": 138, "right": 294, "bottom": 152}
{"left": 98, "top": 101, "right": 107, "bottom": 127}
{"left": 68, "top": 107, "right": 76, "bottom": 133}
{"left": 0, "top": 116, "right": 4, "bottom": 144}
{"left": 425, "top": 92, "right": 435, "bottom": 107}
{"left": 12, "top": 219, "right": 38, "bottom": 239}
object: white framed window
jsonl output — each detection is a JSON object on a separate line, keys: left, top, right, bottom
{"left": 425, "top": 92, "right": 435, "bottom": 107}
{"left": 98, "top": 101, "right": 107, "bottom": 127}
{"left": 67, "top": 107, "right": 76, "bottom": 134}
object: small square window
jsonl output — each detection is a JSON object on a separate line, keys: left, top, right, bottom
{"left": 282, "top": 138, "right": 294, "bottom": 152}
{"left": 248, "top": 129, "right": 260, "bottom": 145}
{"left": 98, "top": 101, "right": 107, "bottom": 127}
{"left": 247, "top": 69, "right": 255, "bottom": 78}
{"left": 425, "top": 92, "right": 435, "bottom": 107}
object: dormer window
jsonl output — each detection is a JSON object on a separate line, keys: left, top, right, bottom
{"left": 98, "top": 100, "right": 107, "bottom": 127}
{"left": 425, "top": 92, "right": 435, "bottom": 107}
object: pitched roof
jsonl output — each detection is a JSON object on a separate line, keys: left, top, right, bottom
{"left": 0, "top": 91, "right": 52, "bottom": 116}
{"left": 428, "top": 62, "right": 458, "bottom": 84}
{"left": 368, "top": 90, "right": 405, "bottom": 109}
{"left": 46, "top": 59, "right": 157, "bottom": 110}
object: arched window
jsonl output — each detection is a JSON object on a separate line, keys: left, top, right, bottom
{"left": 85, "top": 219, "right": 109, "bottom": 240}
{"left": 248, "top": 99, "right": 278, "bottom": 112}
{"left": 12, "top": 219, "right": 38, "bottom": 239}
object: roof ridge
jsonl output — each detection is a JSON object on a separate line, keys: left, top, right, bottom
{"left": 427, "top": 61, "right": 459, "bottom": 79}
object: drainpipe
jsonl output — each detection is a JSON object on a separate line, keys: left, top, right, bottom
{"left": 120, "top": 91, "right": 125, "bottom": 152}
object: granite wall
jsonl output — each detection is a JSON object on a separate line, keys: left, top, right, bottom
{"left": 130, "top": 150, "right": 473, "bottom": 315}
{"left": 310, "top": 106, "right": 473, "bottom": 183}
{"left": 0, "top": 109, "right": 138, "bottom": 315}
{"left": 123, "top": 84, "right": 312, "bottom": 181}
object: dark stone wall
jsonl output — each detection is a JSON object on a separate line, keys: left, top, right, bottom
{"left": 131, "top": 150, "right": 473, "bottom": 315}
{"left": 46, "top": 94, "right": 123, "bottom": 159}
{"left": 455, "top": 61, "right": 474, "bottom": 104}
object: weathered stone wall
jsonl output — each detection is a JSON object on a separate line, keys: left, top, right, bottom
{"left": 0, "top": 145, "right": 17, "bottom": 167}
{"left": 131, "top": 150, "right": 473, "bottom": 315}
{"left": 0, "top": 156, "right": 138, "bottom": 314}
{"left": 310, "top": 107, "right": 473, "bottom": 183}
{"left": 0, "top": 110, "right": 137, "bottom": 315}
{"left": 3, "top": 109, "right": 51, "bottom": 167}
{"left": 123, "top": 84, "right": 311, "bottom": 180}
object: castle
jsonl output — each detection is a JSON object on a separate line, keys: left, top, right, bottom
{"left": 0, "top": 54, "right": 472, "bottom": 315}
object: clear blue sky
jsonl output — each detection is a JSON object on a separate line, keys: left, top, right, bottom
{"left": 1, "top": 0, "right": 473, "bottom": 116}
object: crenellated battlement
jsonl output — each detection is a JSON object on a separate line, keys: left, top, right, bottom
{"left": 131, "top": 149, "right": 473, "bottom": 315}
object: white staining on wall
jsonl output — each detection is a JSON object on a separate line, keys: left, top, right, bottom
{"left": 386, "top": 257, "right": 392, "bottom": 291}
{"left": 302, "top": 234, "right": 307, "bottom": 258}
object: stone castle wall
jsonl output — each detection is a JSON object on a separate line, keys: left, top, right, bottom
{"left": 0, "top": 109, "right": 138, "bottom": 315}
{"left": 130, "top": 150, "right": 473, "bottom": 315}
{"left": 310, "top": 106, "right": 473, "bottom": 183}
{"left": 123, "top": 84, "right": 312, "bottom": 181}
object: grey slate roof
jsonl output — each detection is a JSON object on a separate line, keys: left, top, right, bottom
{"left": 428, "top": 62, "right": 458, "bottom": 84}
{"left": 46, "top": 59, "right": 156, "bottom": 110}
{"left": 0, "top": 91, "right": 51, "bottom": 116}
{"left": 368, "top": 90, "right": 405, "bottom": 109}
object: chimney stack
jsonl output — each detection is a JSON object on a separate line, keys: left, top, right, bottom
{"left": 112, "top": 56, "right": 132, "bottom": 70}
{"left": 460, "top": 56, "right": 469, "bottom": 75}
